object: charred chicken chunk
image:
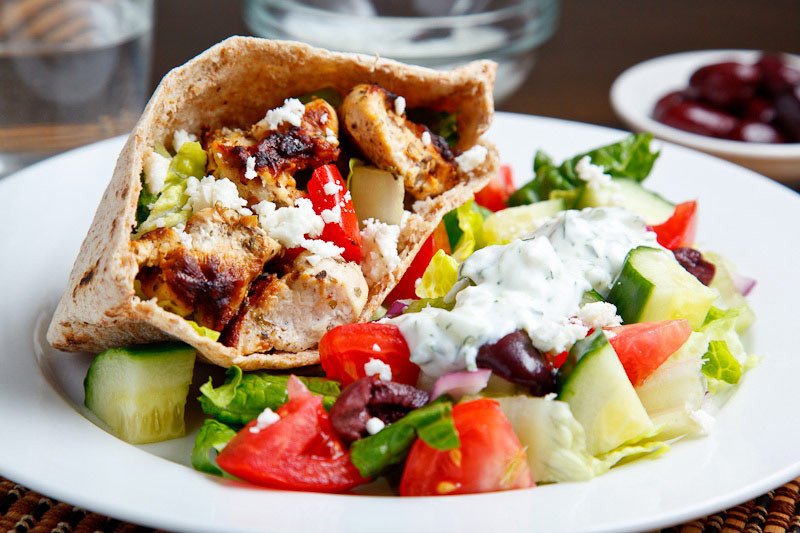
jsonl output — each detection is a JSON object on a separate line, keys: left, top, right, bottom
{"left": 221, "top": 253, "right": 368, "bottom": 353}
{"left": 341, "top": 84, "right": 458, "bottom": 200}
{"left": 133, "top": 207, "right": 280, "bottom": 332}
{"left": 206, "top": 98, "right": 340, "bottom": 206}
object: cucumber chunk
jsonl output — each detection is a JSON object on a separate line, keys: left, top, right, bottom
{"left": 84, "top": 343, "right": 196, "bottom": 444}
{"left": 348, "top": 163, "right": 404, "bottom": 226}
{"left": 483, "top": 199, "right": 565, "bottom": 245}
{"left": 577, "top": 179, "right": 674, "bottom": 225}
{"left": 607, "top": 246, "right": 717, "bottom": 329}
{"left": 558, "top": 331, "right": 654, "bottom": 455}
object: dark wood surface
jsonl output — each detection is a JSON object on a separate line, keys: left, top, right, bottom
{"left": 151, "top": 0, "right": 800, "bottom": 128}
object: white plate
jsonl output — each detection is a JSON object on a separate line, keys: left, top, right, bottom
{"left": 610, "top": 49, "right": 800, "bottom": 183}
{"left": 2, "top": 112, "right": 800, "bottom": 533}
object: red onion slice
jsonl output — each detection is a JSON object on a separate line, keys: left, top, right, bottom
{"left": 732, "top": 272, "right": 757, "bottom": 296}
{"left": 430, "top": 369, "right": 491, "bottom": 400}
{"left": 385, "top": 300, "right": 410, "bottom": 318}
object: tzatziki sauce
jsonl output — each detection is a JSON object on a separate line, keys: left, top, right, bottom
{"left": 389, "top": 207, "right": 661, "bottom": 378}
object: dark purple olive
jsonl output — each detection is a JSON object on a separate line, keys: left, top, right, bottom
{"left": 744, "top": 98, "right": 778, "bottom": 123}
{"left": 689, "top": 61, "right": 761, "bottom": 109}
{"left": 772, "top": 89, "right": 800, "bottom": 142}
{"left": 653, "top": 90, "right": 689, "bottom": 120}
{"left": 476, "top": 330, "right": 556, "bottom": 397}
{"left": 728, "top": 119, "right": 786, "bottom": 143}
{"left": 657, "top": 101, "right": 739, "bottom": 138}
{"left": 673, "top": 247, "right": 715, "bottom": 286}
{"left": 756, "top": 53, "right": 800, "bottom": 95}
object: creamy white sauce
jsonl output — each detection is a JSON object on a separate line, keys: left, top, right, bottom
{"left": 390, "top": 207, "right": 660, "bottom": 378}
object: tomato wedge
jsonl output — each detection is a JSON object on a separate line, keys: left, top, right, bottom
{"left": 606, "top": 319, "right": 692, "bottom": 387}
{"left": 650, "top": 201, "right": 698, "bottom": 251}
{"left": 319, "top": 322, "right": 420, "bottom": 386}
{"left": 307, "top": 164, "right": 362, "bottom": 263}
{"left": 216, "top": 376, "right": 367, "bottom": 492}
{"left": 474, "top": 164, "right": 515, "bottom": 212}
{"left": 399, "top": 398, "right": 533, "bottom": 496}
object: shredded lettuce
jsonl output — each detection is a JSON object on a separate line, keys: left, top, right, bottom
{"left": 349, "top": 401, "right": 459, "bottom": 478}
{"left": 416, "top": 250, "right": 459, "bottom": 299}
{"left": 198, "top": 366, "right": 341, "bottom": 426}
{"left": 406, "top": 109, "right": 459, "bottom": 147}
{"left": 136, "top": 172, "right": 158, "bottom": 226}
{"left": 403, "top": 297, "right": 453, "bottom": 314}
{"left": 451, "top": 200, "right": 487, "bottom": 262}
{"left": 191, "top": 419, "right": 236, "bottom": 476}
{"left": 186, "top": 320, "right": 221, "bottom": 341}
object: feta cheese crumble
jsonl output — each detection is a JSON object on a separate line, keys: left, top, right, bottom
{"left": 372, "top": 343, "right": 382, "bottom": 352}
{"left": 421, "top": 130, "right": 431, "bottom": 146}
{"left": 576, "top": 301, "right": 622, "bottom": 330}
{"left": 254, "top": 198, "right": 324, "bottom": 248}
{"left": 364, "top": 358, "right": 392, "bottom": 381}
{"left": 185, "top": 176, "right": 251, "bottom": 216}
{"left": 324, "top": 127, "right": 338, "bottom": 145}
{"left": 323, "top": 180, "right": 342, "bottom": 195}
{"left": 172, "top": 129, "right": 197, "bottom": 152}
{"left": 455, "top": 145, "right": 488, "bottom": 173}
{"left": 320, "top": 204, "right": 342, "bottom": 224}
{"left": 244, "top": 156, "right": 257, "bottom": 180}
{"left": 366, "top": 417, "right": 386, "bottom": 435}
{"left": 264, "top": 98, "right": 306, "bottom": 130}
{"left": 394, "top": 96, "right": 406, "bottom": 116}
{"left": 575, "top": 156, "right": 624, "bottom": 204}
{"left": 249, "top": 407, "right": 280, "bottom": 434}
{"left": 302, "top": 239, "right": 345, "bottom": 266}
{"left": 143, "top": 150, "right": 171, "bottom": 195}
{"left": 360, "top": 218, "right": 401, "bottom": 286}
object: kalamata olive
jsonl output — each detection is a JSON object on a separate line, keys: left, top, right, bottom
{"left": 673, "top": 247, "right": 715, "bottom": 286}
{"left": 653, "top": 90, "right": 688, "bottom": 120}
{"left": 756, "top": 53, "right": 800, "bottom": 95}
{"left": 773, "top": 89, "right": 800, "bottom": 142}
{"left": 689, "top": 61, "right": 761, "bottom": 109}
{"left": 657, "top": 101, "right": 739, "bottom": 138}
{"left": 744, "top": 98, "right": 778, "bottom": 123}
{"left": 728, "top": 120, "right": 786, "bottom": 143}
{"left": 330, "top": 376, "right": 429, "bottom": 443}
{"left": 475, "top": 330, "right": 556, "bottom": 397}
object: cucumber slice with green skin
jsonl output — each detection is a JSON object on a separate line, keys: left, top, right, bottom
{"left": 558, "top": 331, "right": 654, "bottom": 455}
{"left": 607, "top": 246, "right": 717, "bottom": 330}
{"left": 482, "top": 198, "right": 565, "bottom": 245}
{"left": 84, "top": 343, "right": 196, "bottom": 444}
{"left": 577, "top": 179, "right": 674, "bottom": 225}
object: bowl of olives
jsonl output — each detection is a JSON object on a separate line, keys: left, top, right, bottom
{"left": 611, "top": 50, "right": 800, "bottom": 184}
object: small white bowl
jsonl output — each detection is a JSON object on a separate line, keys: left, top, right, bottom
{"left": 611, "top": 49, "right": 800, "bottom": 184}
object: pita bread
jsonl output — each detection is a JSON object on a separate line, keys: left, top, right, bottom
{"left": 47, "top": 36, "right": 497, "bottom": 369}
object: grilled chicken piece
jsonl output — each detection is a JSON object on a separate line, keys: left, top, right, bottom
{"left": 133, "top": 207, "right": 280, "bottom": 332}
{"left": 221, "top": 253, "right": 368, "bottom": 353}
{"left": 206, "top": 98, "right": 341, "bottom": 206}
{"left": 341, "top": 84, "right": 458, "bottom": 200}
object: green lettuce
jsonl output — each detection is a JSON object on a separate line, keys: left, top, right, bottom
{"left": 349, "top": 401, "right": 459, "bottom": 478}
{"left": 702, "top": 340, "right": 742, "bottom": 385}
{"left": 186, "top": 319, "right": 221, "bottom": 341}
{"left": 191, "top": 419, "right": 236, "bottom": 476}
{"left": 199, "top": 366, "right": 341, "bottom": 426}
{"left": 406, "top": 109, "right": 459, "bottom": 147}
{"left": 451, "top": 200, "right": 487, "bottom": 262}
{"left": 416, "top": 249, "right": 459, "bottom": 299}
{"left": 136, "top": 172, "right": 158, "bottom": 226}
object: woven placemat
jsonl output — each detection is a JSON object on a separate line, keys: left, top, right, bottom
{"left": 2, "top": 476, "right": 799, "bottom": 533}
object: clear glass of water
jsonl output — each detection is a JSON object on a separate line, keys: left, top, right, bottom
{"left": 0, "top": 0, "right": 154, "bottom": 177}
{"left": 243, "top": 0, "right": 559, "bottom": 103}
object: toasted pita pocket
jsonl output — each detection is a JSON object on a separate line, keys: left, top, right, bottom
{"left": 47, "top": 36, "right": 497, "bottom": 369}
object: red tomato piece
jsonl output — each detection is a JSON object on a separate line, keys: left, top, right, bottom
{"left": 307, "top": 164, "right": 362, "bottom": 263}
{"left": 319, "top": 322, "right": 419, "bottom": 386}
{"left": 550, "top": 351, "right": 569, "bottom": 369}
{"left": 399, "top": 398, "right": 533, "bottom": 496}
{"left": 474, "top": 164, "right": 515, "bottom": 212}
{"left": 650, "top": 201, "right": 698, "bottom": 250}
{"left": 385, "top": 232, "right": 437, "bottom": 303}
{"left": 216, "top": 376, "right": 367, "bottom": 492}
{"left": 606, "top": 319, "right": 692, "bottom": 387}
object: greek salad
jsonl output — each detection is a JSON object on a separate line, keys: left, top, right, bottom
{"left": 83, "top": 133, "right": 757, "bottom": 496}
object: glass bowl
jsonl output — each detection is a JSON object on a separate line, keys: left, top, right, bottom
{"left": 243, "top": 0, "right": 559, "bottom": 102}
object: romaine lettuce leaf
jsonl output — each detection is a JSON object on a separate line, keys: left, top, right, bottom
{"left": 186, "top": 319, "right": 221, "bottom": 341}
{"left": 416, "top": 250, "right": 459, "bottom": 299}
{"left": 702, "top": 340, "right": 742, "bottom": 384}
{"left": 451, "top": 200, "right": 487, "bottom": 262}
{"left": 191, "top": 419, "right": 236, "bottom": 476}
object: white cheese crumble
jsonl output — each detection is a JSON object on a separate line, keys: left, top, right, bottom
{"left": 455, "top": 145, "right": 488, "bottom": 173}
{"left": 172, "top": 129, "right": 197, "bottom": 152}
{"left": 320, "top": 204, "right": 342, "bottom": 224}
{"left": 576, "top": 301, "right": 622, "bottom": 330}
{"left": 372, "top": 343, "right": 382, "bottom": 352}
{"left": 143, "top": 150, "right": 171, "bottom": 195}
{"left": 360, "top": 218, "right": 401, "bottom": 286}
{"left": 264, "top": 98, "right": 306, "bottom": 130}
{"left": 324, "top": 127, "right": 338, "bottom": 145}
{"left": 174, "top": 224, "right": 193, "bottom": 248}
{"left": 394, "top": 96, "right": 406, "bottom": 116}
{"left": 249, "top": 407, "right": 280, "bottom": 434}
{"left": 254, "top": 198, "right": 324, "bottom": 248}
{"left": 185, "top": 176, "right": 252, "bottom": 216}
{"left": 244, "top": 156, "right": 257, "bottom": 180}
{"left": 302, "top": 239, "right": 345, "bottom": 266}
{"left": 321, "top": 112, "right": 329, "bottom": 124}
{"left": 364, "top": 358, "right": 393, "bottom": 381}
{"left": 323, "top": 180, "right": 342, "bottom": 195}
{"left": 575, "top": 156, "right": 624, "bottom": 204}
{"left": 421, "top": 130, "right": 431, "bottom": 146}
{"left": 366, "top": 417, "right": 386, "bottom": 435}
